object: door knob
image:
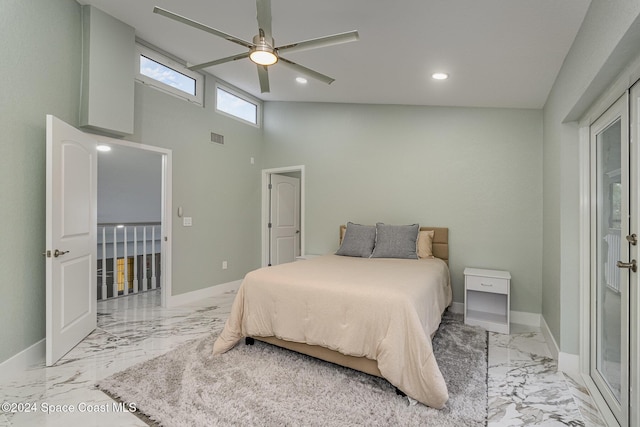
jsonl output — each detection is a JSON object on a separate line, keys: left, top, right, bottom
{"left": 626, "top": 234, "right": 638, "bottom": 245}
{"left": 616, "top": 259, "right": 637, "bottom": 272}
{"left": 53, "top": 249, "right": 69, "bottom": 258}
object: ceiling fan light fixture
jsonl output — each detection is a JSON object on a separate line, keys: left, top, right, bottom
{"left": 250, "top": 49, "right": 278, "bottom": 66}
{"left": 250, "top": 34, "right": 278, "bottom": 66}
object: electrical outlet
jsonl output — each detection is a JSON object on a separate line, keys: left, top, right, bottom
{"left": 183, "top": 217, "right": 192, "bottom": 227}
{"left": 222, "top": 261, "right": 228, "bottom": 270}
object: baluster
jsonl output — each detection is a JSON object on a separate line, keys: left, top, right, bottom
{"left": 101, "top": 227, "right": 107, "bottom": 300}
{"left": 112, "top": 227, "right": 118, "bottom": 298}
{"left": 151, "top": 226, "right": 157, "bottom": 290}
{"left": 133, "top": 226, "right": 139, "bottom": 293}
{"left": 142, "top": 226, "right": 148, "bottom": 291}
{"left": 123, "top": 226, "right": 128, "bottom": 296}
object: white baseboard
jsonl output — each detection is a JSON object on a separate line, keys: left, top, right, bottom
{"left": 541, "top": 315, "right": 560, "bottom": 360}
{"left": 0, "top": 339, "right": 45, "bottom": 379}
{"left": 558, "top": 352, "right": 580, "bottom": 377}
{"left": 452, "top": 302, "right": 541, "bottom": 328}
{"left": 511, "top": 310, "right": 541, "bottom": 327}
{"left": 449, "top": 302, "right": 464, "bottom": 314}
{"left": 167, "top": 280, "right": 242, "bottom": 307}
{"left": 540, "top": 314, "right": 579, "bottom": 376}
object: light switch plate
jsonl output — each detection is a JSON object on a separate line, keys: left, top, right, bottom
{"left": 183, "top": 217, "right": 192, "bottom": 227}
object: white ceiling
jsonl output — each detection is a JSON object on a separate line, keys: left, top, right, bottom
{"left": 78, "top": 0, "right": 591, "bottom": 109}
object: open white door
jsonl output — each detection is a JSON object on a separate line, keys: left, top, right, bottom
{"left": 269, "top": 174, "right": 300, "bottom": 266}
{"left": 46, "top": 115, "right": 97, "bottom": 366}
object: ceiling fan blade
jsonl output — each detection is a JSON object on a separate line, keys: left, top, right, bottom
{"left": 188, "top": 52, "right": 250, "bottom": 71}
{"left": 256, "top": 0, "right": 273, "bottom": 40}
{"left": 153, "top": 7, "right": 253, "bottom": 49}
{"left": 257, "top": 65, "right": 270, "bottom": 93}
{"left": 276, "top": 30, "right": 359, "bottom": 54}
{"left": 278, "top": 57, "right": 335, "bottom": 85}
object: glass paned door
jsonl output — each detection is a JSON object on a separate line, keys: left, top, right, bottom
{"left": 590, "top": 93, "right": 629, "bottom": 426}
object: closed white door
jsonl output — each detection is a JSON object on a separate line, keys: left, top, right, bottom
{"left": 46, "top": 115, "right": 97, "bottom": 366}
{"left": 269, "top": 174, "right": 300, "bottom": 266}
{"left": 589, "top": 94, "right": 630, "bottom": 426}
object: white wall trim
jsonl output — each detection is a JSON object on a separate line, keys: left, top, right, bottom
{"left": 510, "top": 310, "right": 541, "bottom": 327}
{"left": 541, "top": 314, "right": 560, "bottom": 360}
{"left": 453, "top": 301, "right": 541, "bottom": 328}
{"left": 578, "top": 125, "right": 591, "bottom": 378}
{"left": 541, "top": 315, "right": 581, "bottom": 376}
{"left": 558, "top": 352, "right": 580, "bottom": 377}
{"left": 581, "top": 373, "right": 621, "bottom": 427}
{"left": 0, "top": 339, "right": 45, "bottom": 380}
{"left": 449, "top": 301, "right": 464, "bottom": 314}
{"left": 166, "top": 280, "right": 241, "bottom": 308}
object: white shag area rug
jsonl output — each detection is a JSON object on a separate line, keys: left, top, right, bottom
{"left": 97, "top": 312, "right": 487, "bottom": 426}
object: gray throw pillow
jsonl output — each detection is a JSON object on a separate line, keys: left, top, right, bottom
{"left": 335, "top": 222, "right": 376, "bottom": 257}
{"left": 371, "top": 223, "right": 419, "bottom": 259}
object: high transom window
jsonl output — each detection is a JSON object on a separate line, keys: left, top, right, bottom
{"left": 135, "top": 44, "right": 203, "bottom": 106}
{"left": 215, "top": 84, "right": 260, "bottom": 126}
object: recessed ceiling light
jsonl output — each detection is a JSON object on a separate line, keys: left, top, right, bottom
{"left": 431, "top": 73, "right": 449, "bottom": 80}
{"left": 97, "top": 145, "right": 112, "bottom": 152}
{"left": 296, "top": 77, "right": 308, "bottom": 84}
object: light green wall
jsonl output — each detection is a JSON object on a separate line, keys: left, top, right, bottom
{"left": 0, "top": 0, "right": 82, "bottom": 363}
{"left": 263, "top": 102, "right": 543, "bottom": 312}
{"left": 125, "top": 81, "right": 264, "bottom": 295}
{"left": 9, "top": 0, "right": 638, "bottom": 366}
{"left": 0, "top": 0, "right": 263, "bottom": 364}
{"left": 542, "top": 1, "right": 640, "bottom": 354}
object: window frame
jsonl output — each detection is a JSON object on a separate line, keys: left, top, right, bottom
{"left": 215, "top": 83, "right": 261, "bottom": 128}
{"left": 135, "top": 43, "right": 204, "bottom": 106}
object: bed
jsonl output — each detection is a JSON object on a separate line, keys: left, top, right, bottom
{"left": 213, "top": 223, "right": 452, "bottom": 408}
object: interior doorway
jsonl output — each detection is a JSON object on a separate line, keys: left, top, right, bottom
{"left": 93, "top": 134, "right": 173, "bottom": 308}
{"left": 45, "top": 117, "right": 172, "bottom": 365}
{"left": 261, "top": 166, "right": 305, "bottom": 267}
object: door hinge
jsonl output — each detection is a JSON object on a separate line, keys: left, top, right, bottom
{"left": 268, "top": 223, "right": 272, "bottom": 229}
{"left": 268, "top": 183, "right": 272, "bottom": 190}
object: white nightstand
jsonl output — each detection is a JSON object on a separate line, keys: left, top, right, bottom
{"left": 464, "top": 268, "right": 511, "bottom": 334}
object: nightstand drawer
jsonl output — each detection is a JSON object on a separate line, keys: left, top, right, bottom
{"left": 465, "top": 275, "right": 509, "bottom": 294}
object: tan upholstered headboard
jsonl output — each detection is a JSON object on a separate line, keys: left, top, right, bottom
{"left": 339, "top": 225, "right": 449, "bottom": 265}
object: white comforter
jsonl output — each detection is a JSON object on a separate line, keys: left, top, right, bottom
{"left": 213, "top": 254, "right": 452, "bottom": 408}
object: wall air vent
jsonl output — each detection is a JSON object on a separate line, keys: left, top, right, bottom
{"left": 210, "top": 132, "right": 224, "bottom": 145}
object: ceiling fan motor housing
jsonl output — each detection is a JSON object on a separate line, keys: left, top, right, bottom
{"left": 250, "top": 34, "right": 278, "bottom": 65}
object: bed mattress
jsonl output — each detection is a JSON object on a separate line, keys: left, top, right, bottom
{"left": 213, "top": 254, "right": 452, "bottom": 408}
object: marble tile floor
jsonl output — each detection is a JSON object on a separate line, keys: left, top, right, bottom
{"left": 0, "top": 290, "right": 606, "bottom": 426}
{"left": 488, "top": 325, "right": 605, "bottom": 426}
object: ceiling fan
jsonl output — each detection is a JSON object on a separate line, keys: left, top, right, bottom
{"left": 153, "top": 0, "right": 359, "bottom": 93}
